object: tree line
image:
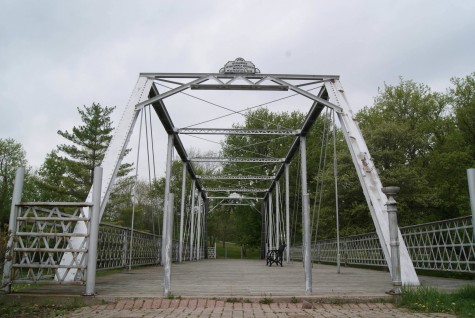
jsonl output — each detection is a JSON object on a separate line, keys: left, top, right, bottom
{"left": 1, "top": 73, "right": 474, "bottom": 249}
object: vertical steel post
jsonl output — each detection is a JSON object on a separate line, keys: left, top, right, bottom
{"left": 128, "top": 189, "right": 136, "bottom": 271}
{"left": 85, "top": 167, "right": 102, "bottom": 296}
{"left": 300, "top": 136, "right": 312, "bottom": 294}
{"left": 275, "top": 182, "right": 280, "bottom": 246}
{"left": 2, "top": 167, "right": 25, "bottom": 293}
{"left": 189, "top": 180, "right": 196, "bottom": 261}
{"left": 161, "top": 134, "right": 174, "bottom": 265}
{"left": 163, "top": 193, "right": 174, "bottom": 296}
{"left": 204, "top": 199, "right": 209, "bottom": 259}
{"left": 261, "top": 199, "right": 267, "bottom": 259}
{"left": 268, "top": 194, "right": 273, "bottom": 250}
{"left": 333, "top": 113, "right": 341, "bottom": 274}
{"left": 468, "top": 169, "right": 475, "bottom": 241}
{"left": 382, "top": 186, "right": 402, "bottom": 294}
{"left": 179, "top": 162, "right": 187, "bottom": 263}
{"left": 285, "top": 163, "right": 290, "bottom": 263}
{"left": 196, "top": 193, "right": 202, "bottom": 260}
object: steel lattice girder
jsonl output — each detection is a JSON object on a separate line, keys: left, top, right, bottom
{"left": 68, "top": 64, "right": 420, "bottom": 286}
{"left": 204, "top": 188, "right": 269, "bottom": 193}
{"left": 176, "top": 128, "right": 300, "bottom": 135}
{"left": 190, "top": 157, "right": 284, "bottom": 163}
{"left": 197, "top": 175, "right": 275, "bottom": 180}
{"left": 207, "top": 196, "right": 262, "bottom": 200}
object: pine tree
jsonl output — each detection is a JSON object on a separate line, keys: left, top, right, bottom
{"left": 38, "top": 103, "right": 131, "bottom": 202}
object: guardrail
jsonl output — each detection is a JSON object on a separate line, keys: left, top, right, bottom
{"left": 291, "top": 216, "right": 475, "bottom": 273}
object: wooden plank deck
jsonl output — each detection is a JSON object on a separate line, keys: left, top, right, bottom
{"left": 9, "top": 260, "right": 475, "bottom": 299}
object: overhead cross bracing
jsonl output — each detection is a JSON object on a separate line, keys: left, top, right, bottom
{"left": 60, "top": 57, "right": 420, "bottom": 296}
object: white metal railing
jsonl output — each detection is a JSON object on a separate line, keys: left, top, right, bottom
{"left": 292, "top": 216, "right": 475, "bottom": 273}
{"left": 6, "top": 202, "right": 93, "bottom": 285}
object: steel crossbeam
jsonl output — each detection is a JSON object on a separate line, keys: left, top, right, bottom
{"left": 191, "top": 157, "right": 284, "bottom": 163}
{"left": 207, "top": 196, "right": 262, "bottom": 200}
{"left": 177, "top": 128, "right": 299, "bottom": 136}
{"left": 190, "top": 84, "right": 289, "bottom": 91}
{"left": 204, "top": 188, "right": 269, "bottom": 193}
{"left": 197, "top": 175, "right": 275, "bottom": 180}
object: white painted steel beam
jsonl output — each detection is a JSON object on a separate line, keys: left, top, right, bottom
{"left": 197, "top": 175, "right": 275, "bottom": 180}
{"left": 191, "top": 157, "right": 284, "bottom": 163}
{"left": 324, "top": 80, "right": 419, "bottom": 285}
{"left": 177, "top": 128, "right": 299, "bottom": 136}
{"left": 204, "top": 188, "right": 269, "bottom": 193}
{"left": 58, "top": 76, "right": 153, "bottom": 282}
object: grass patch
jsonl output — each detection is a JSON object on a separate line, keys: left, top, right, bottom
{"left": 399, "top": 285, "right": 475, "bottom": 317}
{"left": 0, "top": 299, "right": 87, "bottom": 318}
{"left": 259, "top": 297, "right": 273, "bottom": 304}
{"left": 215, "top": 241, "right": 260, "bottom": 259}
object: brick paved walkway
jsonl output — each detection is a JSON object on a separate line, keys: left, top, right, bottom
{"left": 66, "top": 298, "right": 455, "bottom": 318}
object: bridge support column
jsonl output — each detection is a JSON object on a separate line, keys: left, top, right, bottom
{"left": 382, "top": 186, "right": 402, "bottom": 295}
{"left": 196, "top": 193, "right": 202, "bottom": 260}
{"left": 204, "top": 199, "right": 209, "bottom": 259}
{"left": 285, "top": 163, "right": 290, "bottom": 263}
{"left": 179, "top": 162, "right": 187, "bottom": 263}
{"left": 261, "top": 199, "right": 267, "bottom": 259}
{"left": 268, "top": 193, "right": 273, "bottom": 251}
{"left": 2, "top": 167, "right": 25, "bottom": 293}
{"left": 300, "top": 136, "right": 312, "bottom": 294}
{"left": 162, "top": 134, "right": 174, "bottom": 265}
{"left": 85, "top": 167, "right": 102, "bottom": 296}
{"left": 189, "top": 180, "right": 196, "bottom": 261}
{"left": 468, "top": 169, "right": 475, "bottom": 241}
{"left": 164, "top": 193, "right": 174, "bottom": 296}
{"left": 275, "top": 182, "right": 280, "bottom": 246}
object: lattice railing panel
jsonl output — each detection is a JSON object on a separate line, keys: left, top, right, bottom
{"left": 402, "top": 216, "right": 475, "bottom": 272}
{"left": 11, "top": 203, "right": 91, "bottom": 284}
{"left": 291, "top": 216, "right": 474, "bottom": 274}
{"left": 97, "top": 224, "right": 161, "bottom": 269}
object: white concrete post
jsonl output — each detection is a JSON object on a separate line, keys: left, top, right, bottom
{"left": 382, "top": 186, "right": 402, "bottom": 295}
{"left": 2, "top": 167, "right": 25, "bottom": 293}
{"left": 85, "top": 167, "right": 102, "bottom": 296}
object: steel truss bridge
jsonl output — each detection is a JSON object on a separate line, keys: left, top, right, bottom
{"left": 3, "top": 58, "right": 475, "bottom": 296}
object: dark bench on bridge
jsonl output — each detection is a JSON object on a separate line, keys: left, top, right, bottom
{"left": 266, "top": 243, "right": 286, "bottom": 267}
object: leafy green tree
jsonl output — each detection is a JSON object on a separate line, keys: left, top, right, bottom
{"left": 0, "top": 138, "right": 27, "bottom": 228}
{"left": 357, "top": 78, "right": 470, "bottom": 224}
{"left": 449, "top": 72, "right": 475, "bottom": 161}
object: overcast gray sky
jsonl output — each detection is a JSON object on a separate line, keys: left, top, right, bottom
{"left": 1, "top": 0, "right": 474, "bottom": 176}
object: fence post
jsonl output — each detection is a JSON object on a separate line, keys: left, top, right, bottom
{"left": 2, "top": 167, "right": 25, "bottom": 293}
{"left": 467, "top": 169, "right": 475, "bottom": 241}
{"left": 382, "top": 186, "right": 402, "bottom": 295}
{"left": 84, "top": 167, "right": 102, "bottom": 296}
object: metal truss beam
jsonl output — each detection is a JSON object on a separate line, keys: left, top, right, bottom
{"left": 204, "top": 188, "right": 269, "bottom": 193}
{"left": 141, "top": 72, "right": 340, "bottom": 81}
{"left": 208, "top": 196, "right": 262, "bottom": 200}
{"left": 190, "top": 84, "right": 288, "bottom": 91}
{"left": 177, "top": 128, "right": 299, "bottom": 136}
{"left": 197, "top": 175, "right": 275, "bottom": 180}
{"left": 191, "top": 157, "right": 284, "bottom": 163}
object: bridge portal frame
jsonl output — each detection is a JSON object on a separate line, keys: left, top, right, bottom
{"left": 58, "top": 66, "right": 419, "bottom": 295}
